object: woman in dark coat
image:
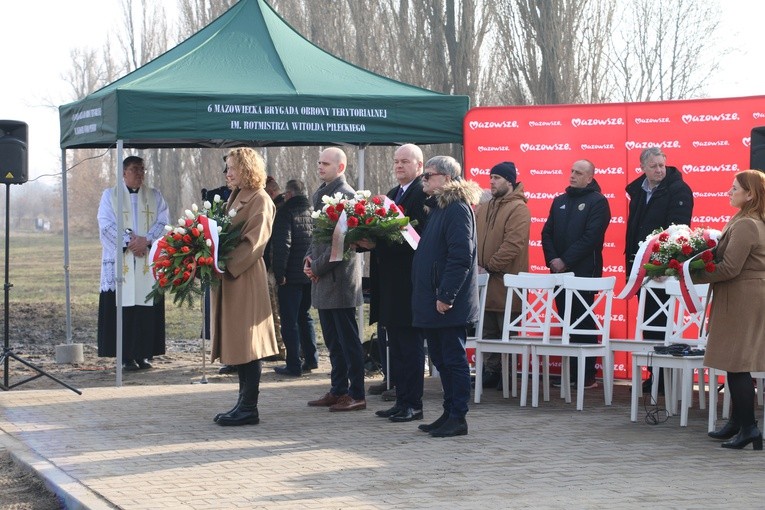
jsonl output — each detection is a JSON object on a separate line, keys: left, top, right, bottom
{"left": 697, "top": 170, "right": 765, "bottom": 450}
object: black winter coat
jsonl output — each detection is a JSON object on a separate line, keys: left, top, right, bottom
{"left": 625, "top": 166, "right": 693, "bottom": 271}
{"left": 270, "top": 194, "right": 313, "bottom": 285}
{"left": 541, "top": 179, "right": 611, "bottom": 277}
{"left": 368, "top": 175, "right": 428, "bottom": 327}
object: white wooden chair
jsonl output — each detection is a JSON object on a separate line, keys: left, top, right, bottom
{"left": 531, "top": 275, "right": 616, "bottom": 410}
{"left": 474, "top": 273, "right": 557, "bottom": 407}
{"left": 607, "top": 279, "right": 673, "bottom": 401}
{"left": 466, "top": 273, "right": 490, "bottom": 352}
{"left": 707, "top": 370, "right": 765, "bottom": 432}
{"left": 630, "top": 280, "right": 710, "bottom": 427}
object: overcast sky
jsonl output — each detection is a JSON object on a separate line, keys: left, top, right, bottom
{"left": 1, "top": 0, "right": 763, "bottom": 183}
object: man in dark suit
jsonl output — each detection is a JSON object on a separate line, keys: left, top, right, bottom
{"left": 361, "top": 144, "right": 429, "bottom": 423}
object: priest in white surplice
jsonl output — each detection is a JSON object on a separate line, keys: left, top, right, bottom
{"left": 97, "top": 156, "right": 170, "bottom": 370}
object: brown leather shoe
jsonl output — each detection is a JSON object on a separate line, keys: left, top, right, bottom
{"left": 307, "top": 392, "right": 340, "bottom": 407}
{"left": 328, "top": 395, "right": 367, "bottom": 412}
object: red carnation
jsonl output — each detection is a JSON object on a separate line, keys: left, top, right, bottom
{"left": 668, "top": 259, "right": 682, "bottom": 270}
{"left": 327, "top": 211, "right": 339, "bottom": 222}
{"left": 681, "top": 244, "right": 692, "bottom": 256}
{"left": 652, "top": 260, "right": 662, "bottom": 266}
{"left": 365, "top": 217, "right": 375, "bottom": 225}
{"left": 706, "top": 239, "right": 717, "bottom": 248}
{"left": 354, "top": 203, "right": 366, "bottom": 215}
{"left": 372, "top": 196, "right": 383, "bottom": 205}
{"left": 347, "top": 216, "right": 359, "bottom": 228}
{"left": 659, "top": 232, "right": 669, "bottom": 242}
{"left": 652, "top": 244, "right": 660, "bottom": 253}
{"left": 173, "top": 278, "right": 182, "bottom": 286}
{"left": 326, "top": 205, "right": 336, "bottom": 215}
{"left": 705, "top": 262, "right": 716, "bottom": 272}
{"left": 335, "top": 202, "right": 345, "bottom": 212}
{"left": 701, "top": 250, "right": 713, "bottom": 262}
{"left": 375, "top": 207, "right": 386, "bottom": 217}
{"left": 185, "top": 218, "right": 193, "bottom": 227}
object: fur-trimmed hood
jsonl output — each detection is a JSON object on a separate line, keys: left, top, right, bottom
{"left": 431, "top": 179, "right": 483, "bottom": 209}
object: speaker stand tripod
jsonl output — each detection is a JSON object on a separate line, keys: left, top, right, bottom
{"left": 0, "top": 184, "right": 81, "bottom": 394}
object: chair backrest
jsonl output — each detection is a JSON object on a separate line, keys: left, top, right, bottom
{"left": 664, "top": 279, "right": 711, "bottom": 347}
{"left": 519, "top": 271, "right": 574, "bottom": 328}
{"left": 469, "top": 272, "right": 491, "bottom": 342}
{"left": 633, "top": 279, "right": 675, "bottom": 341}
{"left": 561, "top": 275, "right": 616, "bottom": 345}
{"left": 501, "top": 273, "right": 557, "bottom": 342}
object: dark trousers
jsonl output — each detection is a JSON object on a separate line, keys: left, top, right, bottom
{"left": 424, "top": 326, "right": 470, "bottom": 419}
{"left": 555, "top": 290, "right": 597, "bottom": 380}
{"left": 386, "top": 325, "right": 425, "bottom": 410}
{"left": 278, "top": 283, "right": 317, "bottom": 372}
{"left": 319, "top": 308, "right": 366, "bottom": 401}
{"left": 728, "top": 372, "right": 757, "bottom": 427}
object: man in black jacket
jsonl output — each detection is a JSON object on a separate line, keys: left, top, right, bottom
{"left": 542, "top": 159, "right": 611, "bottom": 388}
{"left": 271, "top": 179, "right": 318, "bottom": 376}
{"left": 625, "top": 147, "right": 693, "bottom": 392}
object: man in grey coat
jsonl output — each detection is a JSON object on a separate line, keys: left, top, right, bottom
{"left": 304, "top": 147, "right": 366, "bottom": 412}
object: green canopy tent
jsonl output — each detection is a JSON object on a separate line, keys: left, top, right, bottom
{"left": 58, "top": 0, "right": 468, "bottom": 384}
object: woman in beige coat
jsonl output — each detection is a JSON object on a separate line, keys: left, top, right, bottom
{"left": 698, "top": 170, "right": 765, "bottom": 450}
{"left": 211, "top": 148, "right": 277, "bottom": 426}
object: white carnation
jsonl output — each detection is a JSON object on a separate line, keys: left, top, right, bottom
{"left": 228, "top": 208, "right": 237, "bottom": 218}
{"left": 164, "top": 225, "right": 173, "bottom": 232}
{"left": 214, "top": 194, "right": 222, "bottom": 203}
{"left": 322, "top": 195, "right": 333, "bottom": 205}
{"left": 203, "top": 200, "right": 211, "bottom": 210}
{"left": 311, "top": 210, "right": 321, "bottom": 219}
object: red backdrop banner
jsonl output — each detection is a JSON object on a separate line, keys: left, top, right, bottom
{"left": 464, "top": 96, "right": 765, "bottom": 379}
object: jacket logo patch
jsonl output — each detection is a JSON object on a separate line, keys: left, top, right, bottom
{"left": 578, "top": 203, "right": 585, "bottom": 211}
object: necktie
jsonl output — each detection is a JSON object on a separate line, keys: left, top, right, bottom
{"left": 395, "top": 186, "right": 404, "bottom": 204}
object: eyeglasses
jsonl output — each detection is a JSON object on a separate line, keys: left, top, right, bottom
{"left": 422, "top": 172, "right": 446, "bottom": 181}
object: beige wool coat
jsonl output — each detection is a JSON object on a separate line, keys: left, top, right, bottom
{"left": 697, "top": 215, "right": 765, "bottom": 372}
{"left": 211, "top": 187, "right": 278, "bottom": 365}
{"left": 476, "top": 183, "right": 531, "bottom": 312}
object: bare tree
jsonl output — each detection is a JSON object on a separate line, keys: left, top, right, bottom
{"left": 609, "top": 0, "right": 723, "bottom": 101}
{"left": 486, "top": 0, "right": 615, "bottom": 105}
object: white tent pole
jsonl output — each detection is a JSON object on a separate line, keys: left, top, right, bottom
{"left": 61, "top": 150, "right": 72, "bottom": 344}
{"left": 115, "top": 142, "right": 124, "bottom": 387}
{"left": 356, "top": 147, "right": 365, "bottom": 340}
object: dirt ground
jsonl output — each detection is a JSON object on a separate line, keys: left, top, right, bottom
{"left": 0, "top": 303, "right": 348, "bottom": 509}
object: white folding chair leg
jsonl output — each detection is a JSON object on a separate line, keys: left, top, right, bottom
{"left": 631, "top": 357, "right": 641, "bottom": 423}
{"left": 501, "top": 353, "right": 510, "bottom": 399}
{"left": 697, "top": 368, "right": 706, "bottom": 411}
{"left": 531, "top": 350, "right": 540, "bottom": 408}
{"left": 511, "top": 354, "right": 519, "bottom": 398}
{"left": 708, "top": 367, "right": 720, "bottom": 432}
{"left": 520, "top": 351, "right": 529, "bottom": 407}
{"left": 576, "top": 356, "right": 586, "bottom": 411}
{"left": 680, "top": 367, "right": 693, "bottom": 427}
{"left": 474, "top": 349, "right": 484, "bottom": 403}
{"left": 562, "top": 358, "right": 572, "bottom": 404}
{"left": 542, "top": 355, "right": 550, "bottom": 402}
{"left": 723, "top": 379, "right": 731, "bottom": 419}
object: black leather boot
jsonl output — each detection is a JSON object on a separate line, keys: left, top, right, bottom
{"left": 429, "top": 416, "right": 468, "bottom": 437}
{"left": 721, "top": 423, "right": 763, "bottom": 450}
{"left": 218, "top": 361, "right": 261, "bottom": 426}
{"left": 708, "top": 419, "right": 740, "bottom": 440}
{"left": 418, "top": 411, "right": 449, "bottom": 432}
{"left": 214, "top": 367, "right": 243, "bottom": 423}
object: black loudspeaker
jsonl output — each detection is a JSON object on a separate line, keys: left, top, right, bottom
{"left": 751, "top": 126, "right": 765, "bottom": 172}
{"left": 0, "top": 121, "right": 28, "bottom": 185}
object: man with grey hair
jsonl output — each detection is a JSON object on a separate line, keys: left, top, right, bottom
{"left": 411, "top": 156, "right": 482, "bottom": 437}
{"left": 625, "top": 147, "right": 693, "bottom": 393}
{"left": 272, "top": 179, "right": 318, "bottom": 377}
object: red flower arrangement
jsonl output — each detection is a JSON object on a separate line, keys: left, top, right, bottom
{"left": 312, "top": 190, "right": 415, "bottom": 258}
{"left": 147, "top": 195, "right": 241, "bottom": 307}
{"left": 642, "top": 224, "right": 720, "bottom": 278}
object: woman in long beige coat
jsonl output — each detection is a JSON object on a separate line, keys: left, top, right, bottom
{"left": 211, "top": 148, "right": 277, "bottom": 426}
{"left": 697, "top": 170, "right": 765, "bottom": 450}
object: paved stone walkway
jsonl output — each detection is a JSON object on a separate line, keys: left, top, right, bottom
{"left": 1, "top": 373, "right": 764, "bottom": 509}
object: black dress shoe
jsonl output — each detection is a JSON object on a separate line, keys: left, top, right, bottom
{"left": 721, "top": 424, "right": 763, "bottom": 450}
{"left": 418, "top": 411, "right": 449, "bottom": 432}
{"left": 218, "top": 364, "right": 237, "bottom": 375}
{"left": 137, "top": 359, "right": 153, "bottom": 369}
{"left": 301, "top": 362, "right": 318, "bottom": 372}
{"left": 375, "top": 405, "right": 402, "bottom": 418}
{"left": 389, "top": 407, "right": 423, "bottom": 422}
{"left": 122, "top": 360, "right": 140, "bottom": 371}
{"left": 708, "top": 419, "right": 740, "bottom": 440}
{"left": 429, "top": 416, "right": 468, "bottom": 437}
{"left": 273, "top": 366, "right": 301, "bottom": 377}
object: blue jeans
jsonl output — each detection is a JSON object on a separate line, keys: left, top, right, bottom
{"left": 318, "top": 308, "right": 366, "bottom": 400}
{"left": 277, "top": 283, "right": 317, "bottom": 373}
{"left": 423, "top": 326, "right": 470, "bottom": 419}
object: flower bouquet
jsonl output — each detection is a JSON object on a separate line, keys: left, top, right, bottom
{"left": 146, "top": 194, "right": 241, "bottom": 307}
{"left": 642, "top": 224, "right": 720, "bottom": 277}
{"left": 312, "top": 190, "right": 418, "bottom": 260}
